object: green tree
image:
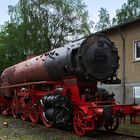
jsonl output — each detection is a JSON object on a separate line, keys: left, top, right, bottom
{"left": 113, "top": 0, "right": 140, "bottom": 25}
{"left": 0, "top": 0, "right": 92, "bottom": 71}
{"left": 8, "top": 0, "right": 92, "bottom": 51}
{"left": 95, "top": 7, "right": 111, "bottom": 31}
{"left": 0, "top": 23, "right": 24, "bottom": 72}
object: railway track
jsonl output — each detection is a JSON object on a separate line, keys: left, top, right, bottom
{"left": 43, "top": 124, "right": 140, "bottom": 140}
{"left": 0, "top": 115, "right": 139, "bottom": 140}
{"left": 93, "top": 130, "right": 140, "bottom": 140}
{"left": 109, "top": 131, "right": 140, "bottom": 139}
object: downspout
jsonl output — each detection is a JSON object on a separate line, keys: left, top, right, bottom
{"left": 118, "top": 27, "right": 126, "bottom": 104}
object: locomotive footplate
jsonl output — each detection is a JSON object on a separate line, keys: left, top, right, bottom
{"left": 75, "top": 103, "right": 140, "bottom": 134}
{"left": 105, "top": 104, "right": 140, "bottom": 125}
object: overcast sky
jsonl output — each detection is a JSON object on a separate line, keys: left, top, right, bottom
{"left": 0, "top": 0, "right": 127, "bottom": 25}
{"left": 84, "top": 0, "right": 127, "bottom": 22}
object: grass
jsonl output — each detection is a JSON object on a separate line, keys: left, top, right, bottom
{"left": 0, "top": 116, "right": 91, "bottom": 140}
{"left": 0, "top": 115, "right": 139, "bottom": 140}
{"left": 117, "top": 117, "right": 140, "bottom": 137}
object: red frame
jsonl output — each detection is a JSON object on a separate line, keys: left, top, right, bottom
{"left": 0, "top": 77, "right": 140, "bottom": 136}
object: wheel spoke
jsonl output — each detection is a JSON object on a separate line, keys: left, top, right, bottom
{"left": 73, "top": 110, "right": 87, "bottom": 136}
{"left": 11, "top": 99, "right": 19, "bottom": 119}
{"left": 41, "top": 111, "right": 53, "bottom": 128}
{"left": 29, "top": 103, "right": 39, "bottom": 123}
{"left": 21, "top": 104, "right": 28, "bottom": 121}
{"left": 80, "top": 122, "right": 86, "bottom": 128}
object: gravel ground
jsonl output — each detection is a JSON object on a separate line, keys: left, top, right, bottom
{"left": 0, "top": 116, "right": 139, "bottom": 140}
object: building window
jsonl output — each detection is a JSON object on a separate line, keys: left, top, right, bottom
{"left": 134, "top": 40, "right": 140, "bottom": 60}
{"left": 133, "top": 87, "right": 140, "bottom": 98}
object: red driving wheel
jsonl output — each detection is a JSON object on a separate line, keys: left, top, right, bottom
{"left": 11, "top": 98, "right": 19, "bottom": 119}
{"left": 29, "top": 103, "right": 40, "bottom": 124}
{"left": 73, "top": 110, "right": 87, "bottom": 136}
{"left": 21, "top": 102, "right": 28, "bottom": 121}
{"left": 40, "top": 106, "right": 53, "bottom": 128}
{"left": 42, "top": 112, "right": 53, "bottom": 128}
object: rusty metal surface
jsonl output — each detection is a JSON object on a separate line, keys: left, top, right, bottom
{"left": 0, "top": 34, "right": 119, "bottom": 97}
{"left": 1, "top": 54, "right": 49, "bottom": 97}
{"left": 0, "top": 81, "right": 62, "bottom": 89}
{"left": 1, "top": 54, "right": 48, "bottom": 84}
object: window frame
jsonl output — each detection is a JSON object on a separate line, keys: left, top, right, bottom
{"left": 133, "top": 86, "right": 140, "bottom": 99}
{"left": 133, "top": 39, "right": 140, "bottom": 61}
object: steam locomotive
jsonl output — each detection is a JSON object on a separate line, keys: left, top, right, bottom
{"left": 0, "top": 34, "right": 140, "bottom": 136}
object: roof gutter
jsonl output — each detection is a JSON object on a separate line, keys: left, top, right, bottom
{"left": 118, "top": 27, "right": 126, "bottom": 104}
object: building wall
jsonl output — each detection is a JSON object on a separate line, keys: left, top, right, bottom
{"left": 101, "top": 29, "right": 123, "bottom": 80}
{"left": 98, "top": 84, "right": 140, "bottom": 104}
{"left": 98, "top": 84, "right": 123, "bottom": 104}
{"left": 123, "top": 22, "right": 140, "bottom": 83}
{"left": 99, "top": 20, "right": 140, "bottom": 104}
